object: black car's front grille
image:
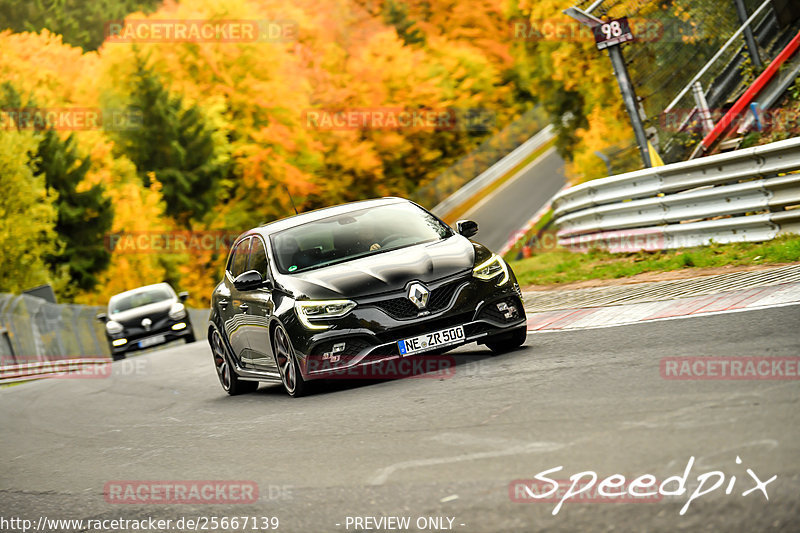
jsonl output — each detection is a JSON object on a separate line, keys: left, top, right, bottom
{"left": 370, "top": 280, "right": 463, "bottom": 319}
{"left": 372, "top": 298, "right": 418, "bottom": 319}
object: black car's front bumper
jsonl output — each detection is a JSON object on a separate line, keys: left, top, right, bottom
{"left": 285, "top": 271, "right": 527, "bottom": 380}
{"left": 107, "top": 318, "right": 194, "bottom": 356}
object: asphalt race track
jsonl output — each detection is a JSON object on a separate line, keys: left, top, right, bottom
{"left": 2, "top": 304, "right": 799, "bottom": 532}
{"left": 463, "top": 147, "right": 566, "bottom": 252}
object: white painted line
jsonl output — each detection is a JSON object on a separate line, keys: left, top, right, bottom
{"left": 368, "top": 440, "right": 563, "bottom": 485}
{"left": 526, "top": 300, "right": 800, "bottom": 334}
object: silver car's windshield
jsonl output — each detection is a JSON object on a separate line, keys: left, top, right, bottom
{"left": 270, "top": 203, "right": 453, "bottom": 274}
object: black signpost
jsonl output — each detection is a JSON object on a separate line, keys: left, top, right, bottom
{"left": 565, "top": 8, "right": 652, "bottom": 168}
{"left": 592, "top": 17, "right": 634, "bottom": 50}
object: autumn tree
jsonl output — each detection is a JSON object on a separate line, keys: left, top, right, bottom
{"left": 0, "top": 131, "right": 59, "bottom": 294}
{"left": 111, "top": 54, "right": 229, "bottom": 228}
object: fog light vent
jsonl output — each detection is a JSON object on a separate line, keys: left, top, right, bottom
{"left": 496, "top": 302, "right": 518, "bottom": 320}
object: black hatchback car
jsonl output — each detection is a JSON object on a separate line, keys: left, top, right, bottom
{"left": 98, "top": 283, "right": 196, "bottom": 359}
{"left": 208, "top": 198, "right": 527, "bottom": 397}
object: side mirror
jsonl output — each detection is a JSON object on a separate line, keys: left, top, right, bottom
{"left": 96, "top": 313, "right": 108, "bottom": 322}
{"left": 233, "top": 270, "right": 264, "bottom": 291}
{"left": 178, "top": 291, "right": 189, "bottom": 302}
{"left": 456, "top": 220, "right": 479, "bottom": 238}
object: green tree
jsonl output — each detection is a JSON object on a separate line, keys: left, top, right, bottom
{"left": 0, "top": 131, "right": 59, "bottom": 294}
{"left": 381, "top": 0, "right": 426, "bottom": 46}
{"left": 0, "top": 81, "right": 114, "bottom": 294}
{"left": 112, "top": 56, "right": 228, "bottom": 228}
{"left": 35, "top": 129, "right": 114, "bottom": 293}
{"left": 0, "top": 0, "right": 161, "bottom": 51}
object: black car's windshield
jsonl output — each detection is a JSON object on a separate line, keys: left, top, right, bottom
{"left": 271, "top": 202, "right": 453, "bottom": 274}
{"left": 109, "top": 287, "right": 173, "bottom": 314}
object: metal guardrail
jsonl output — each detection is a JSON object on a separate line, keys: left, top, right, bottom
{"left": 552, "top": 137, "right": 800, "bottom": 252}
{"left": 430, "top": 125, "right": 555, "bottom": 217}
{"left": 0, "top": 292, "right": 209, "bottom": 384}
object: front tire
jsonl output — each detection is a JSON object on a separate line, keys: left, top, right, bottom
{"left": 272, "top": 324, "right": 311, "bottom": 397}
{"left": 485, "top": 326, "right": 527, "bottom": 354}
{"left": 210, "top": 329, "right": 258, "bottom": 395}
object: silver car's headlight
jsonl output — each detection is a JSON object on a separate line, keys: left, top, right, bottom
{"left": 169, "top": 302, "right": 187, "bottom": 320}
{"left": 105, "top": 320, "right": 124, "bottom": 335}
{"left": 294, "top": 300, "right": 356, "bottom": 330}
{"left": 473, "top": 253, "right": 509, "bottom": 285}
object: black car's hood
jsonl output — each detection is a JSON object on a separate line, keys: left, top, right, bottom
{"left": 277, "top": 235, "right": 478, "bottom": 299}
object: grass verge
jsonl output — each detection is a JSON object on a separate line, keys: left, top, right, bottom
{"left": 509, "top": 234, "right": 800, "bottom": 287}
{"left": 502, "top": 208, "right": 554, "bottom": 261}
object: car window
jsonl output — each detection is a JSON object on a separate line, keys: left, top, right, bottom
{"left": 231, "top": 238, "right": 251, "bottom": 277}
{"left": 249, "top": 237, "right": 269, "bottom": 279}
{"left": 270, "top": 202, "right": 452, "bottom": 274}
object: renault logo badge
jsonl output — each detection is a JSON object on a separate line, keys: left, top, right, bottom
{"left": 407, "top": 282, "right": 430, "bottom": 309}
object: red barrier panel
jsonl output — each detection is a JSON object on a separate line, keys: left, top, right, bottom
{"left": 701, "top": 30, "right": 800, "bottom": 151}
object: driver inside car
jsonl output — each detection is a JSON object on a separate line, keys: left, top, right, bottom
{"left": 361, "top": 225, "right": 382, "bottom": 251}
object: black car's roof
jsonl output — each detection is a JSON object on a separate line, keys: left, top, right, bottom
{"left": 245, "top": 197, "right": 410, "bottom": 239}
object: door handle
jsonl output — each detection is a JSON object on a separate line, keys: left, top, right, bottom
{"left": 238, "top": 303, "right": 249, "bottom": 312}
{"left": 219, "top": 299, "right": 229, "bottom": 309}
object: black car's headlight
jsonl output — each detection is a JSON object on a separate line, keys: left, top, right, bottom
{"left": 294, "top": 300, "right": 357, "bottom": 330}
{"left": 105, "top": 320, "right": 124, "bottom": 335}
{"left": 169, "top": 302, "right": 187, "bottom": 320}
{"left": 473, "top": 253, "right": 509, "bottom": 285}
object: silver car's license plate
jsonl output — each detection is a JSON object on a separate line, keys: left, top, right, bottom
{"left": 397, "top": 325, "right": 465, "bottom": 356}
{"left": 138, "top": 335, "right": 166, "bottom": 348}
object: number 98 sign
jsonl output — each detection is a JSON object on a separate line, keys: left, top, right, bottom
{"left": 592, "top": 17, "right": 634, "bottom": 50}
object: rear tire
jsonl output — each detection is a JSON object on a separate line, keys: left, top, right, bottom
{"left": 210, "top": 329, "right": 258, "bottom": 395}
{"left": 272, "top": 324, "right": 312, "bottom": 397}
{"left": 485, "top": 326, "right": 527, "bottom": 354}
